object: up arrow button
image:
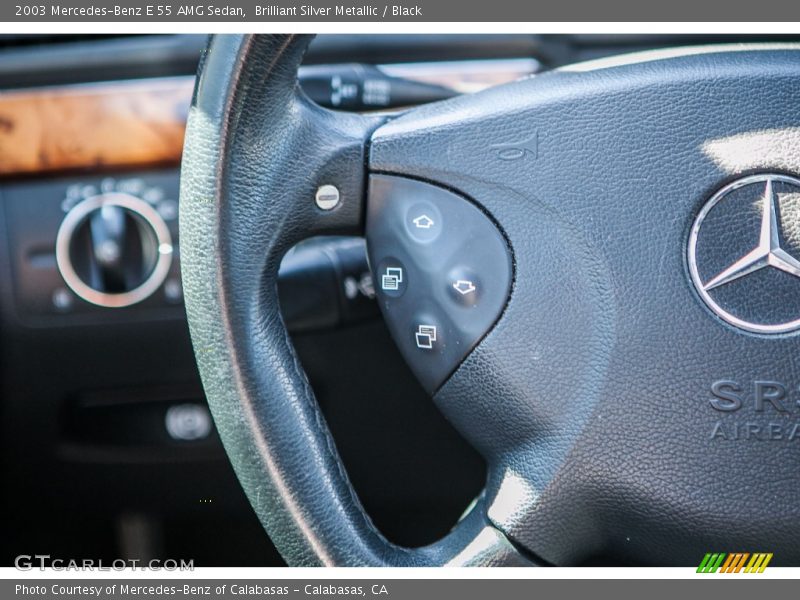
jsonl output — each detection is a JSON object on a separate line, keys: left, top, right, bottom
{"left": 412, "top": 214, "right": 435, "bottom": 229}
{"left": 405, "top": 202, "right": 442, "bottom": 243}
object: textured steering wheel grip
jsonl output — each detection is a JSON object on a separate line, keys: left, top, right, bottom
{"left": 179, "top": 34, "right": 529, "bottom": 566}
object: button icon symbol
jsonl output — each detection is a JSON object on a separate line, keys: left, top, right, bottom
{"left": 415, "top": 324, "right": 438, "bottom": 349}
{"left": 452, "top": 279, "right": 477, "bottom": 295}
{"left": 490, "top": 133, "right": 538, "bottom": 161}
{"left": 381, "top": 267, "right": 403, "bottom": 291}
{"left": 412, "top": 214, "right": 435, "bottom": 229}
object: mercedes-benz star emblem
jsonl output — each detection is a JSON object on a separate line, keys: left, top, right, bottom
{"left": 688, "top": 174, "right": 800, "bottom": 334}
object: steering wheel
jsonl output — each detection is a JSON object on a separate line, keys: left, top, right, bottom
{"left": 179, "top": 35, "right": 800, "bottom": 566}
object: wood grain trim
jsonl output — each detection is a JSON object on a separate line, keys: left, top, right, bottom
{"left": 0, "top": 77, "right": 193, "bottom": 177}
{"left": 0, "top": 62, "right": 534, "bottom": 178}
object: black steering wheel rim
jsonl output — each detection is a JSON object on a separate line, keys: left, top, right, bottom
{"left": 179, "top": 34, "right": 527, "bottom": 566}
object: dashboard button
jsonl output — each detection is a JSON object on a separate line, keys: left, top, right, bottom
{"left": 52, "top": 288, "right": 74, "bottom": 312}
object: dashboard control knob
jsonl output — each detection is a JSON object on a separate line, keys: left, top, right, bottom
{"left": 55, "top": 193, "right": 173, "bottom": 308}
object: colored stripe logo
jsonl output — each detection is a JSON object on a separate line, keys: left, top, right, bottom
{"left": 697, "top": 553, "right": 773, "bottom": 573}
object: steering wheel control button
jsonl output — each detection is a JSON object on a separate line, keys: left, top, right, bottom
{"left": 376, "top": 258, "right": 407, "bottom": 298}
{"left": 405, "top": 202, "right": 443, "bottom": 243}
{"left": 367, "top": 175, "right": 512, "bottom": 392}
{"left": 452, "top": 280, "right": 476, "bottom": 295}
{"left": 415, "top": 323, "right": 439, "bottom": 350}
{"left": 314, "top": 184, "right": 340, "bottom": 210}
{"left": 446, "top": 267, "right": 482, "bottom": 308}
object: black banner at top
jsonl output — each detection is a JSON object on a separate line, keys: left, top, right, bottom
{"left": 2, "top": 0, "right": 797, "bottom": 22}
